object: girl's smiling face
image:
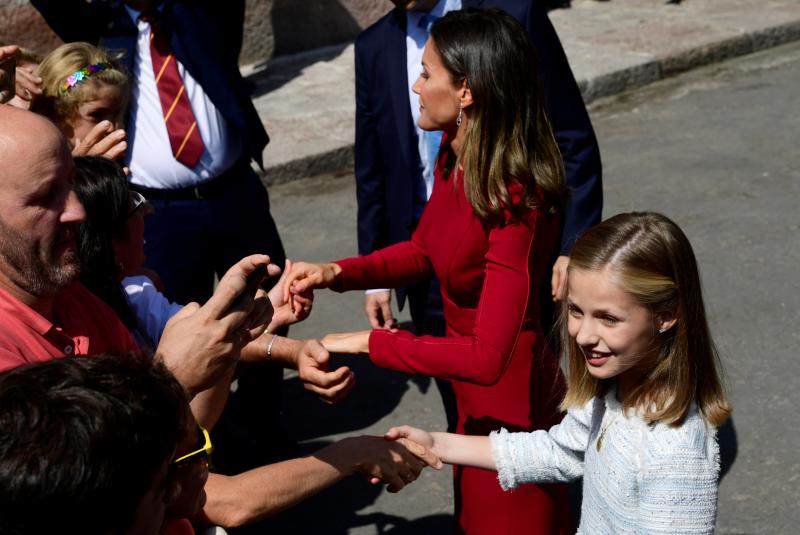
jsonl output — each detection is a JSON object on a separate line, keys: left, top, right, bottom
{"left": 567, "top": 268, "right": 673, "bottom": 395}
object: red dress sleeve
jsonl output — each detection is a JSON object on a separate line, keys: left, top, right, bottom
{"left": 332, "top": 233, "right": 434, "bottom": 291}
{"left": 367, "top": 208, "right": 547, "bottom": 385}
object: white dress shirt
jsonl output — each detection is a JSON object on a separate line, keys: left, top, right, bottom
{"left": 124, "top": 5, "right": 242, "bottom": 189}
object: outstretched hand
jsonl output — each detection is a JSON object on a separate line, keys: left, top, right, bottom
{"left": 385, "top": 425, "right": 436, "bottom": 451}
{"left": 268, "top": 259, "right": 314, "bottom": 330}
{"left": 282, "top": 261, "right": 342, "bottom": 303}
{"left": 295, "top": 339, "right": 355, "bottom": 403}
{"left": 155, "top": 254, "right": 279, "bottom": 397}
{"left": 340, "top": 435, "right": 442, "bottom": 493}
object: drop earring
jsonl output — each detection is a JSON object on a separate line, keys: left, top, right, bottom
{"left": 456, "top": 102, "right": 463, "bottom": 127}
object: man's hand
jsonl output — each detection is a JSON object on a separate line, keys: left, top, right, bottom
{"left": 294, "top": 339, "right": 355, "bottom": 403}
{"left": 0, "top": 45, "right": 18, "bottom": 104}
{"left": 71, "top": 120, "right": 128, "bottom": 160}
{"left": 329, "top": 435, "right": 442, "bottom": 493}
{"left": 155, "top": 254, "right": 279, "bottom": 397}
{"left": 320, "top": 331, "right": 371, "bottom": 355}
{"left": 551, "top": 255, "right": 570, "bottom": 301}
{"left": 364, "top": 290, "right": 397, "bottom": 329}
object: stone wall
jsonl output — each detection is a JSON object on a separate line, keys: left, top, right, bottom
{"left": 1, "top": 0, "right": 394, "bottom": 65}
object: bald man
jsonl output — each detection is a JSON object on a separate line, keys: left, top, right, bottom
{"left": 0, "top": 106, "right": 274, "bottom": 396}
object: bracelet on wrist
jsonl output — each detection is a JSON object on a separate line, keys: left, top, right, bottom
{"left": 266, "top": 334, "right": 279, "bottom": 360}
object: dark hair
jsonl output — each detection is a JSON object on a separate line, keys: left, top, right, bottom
{"left": 430, "top": 8, "right": 567, "bottom": 223}
{"left": 0, "top": 353, "right": 188, "bottom": 534}
{"left": 73, "top": 156, "right": 138, "bottom": 331}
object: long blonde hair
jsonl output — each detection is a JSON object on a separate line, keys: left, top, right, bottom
{"left": 560, "top": 212, "right": 731, "bottom": 427}
{"left": 30, "top": 42, "right": 129, "bottom": 128}
{"left": 430, "top": 8, "right": 566, "bottom": 224}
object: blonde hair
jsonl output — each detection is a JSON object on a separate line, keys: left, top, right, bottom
{"left": 30, "top": 42, "right": 129, "bottom": 128}
{"left": 430, "top": 9, "right": 567, "bottom": 224}
{"left": 560, "top": 212, "right": 731, "bottom": 427}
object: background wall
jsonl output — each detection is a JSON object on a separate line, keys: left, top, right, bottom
{"left": 0, "top": 0, "right": 394, "bottom": 64}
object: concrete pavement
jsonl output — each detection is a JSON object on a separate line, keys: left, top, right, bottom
{"left": 243, "top": 0, "right": 800, "bottom": 184}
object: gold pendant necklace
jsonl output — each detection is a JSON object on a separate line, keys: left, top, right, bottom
{"left": 596, "top": 412, "right": 619, "bottom": 452}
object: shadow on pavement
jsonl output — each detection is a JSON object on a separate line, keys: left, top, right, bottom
{"left": 234, "top": 473, "right": 452, "bottom": 534}
{"left": 281, "top": 350, "right": 434, "bottom": 441}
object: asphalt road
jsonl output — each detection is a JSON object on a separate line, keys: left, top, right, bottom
{"left": 246, "top": 42, "right": 800, "bottom": 534}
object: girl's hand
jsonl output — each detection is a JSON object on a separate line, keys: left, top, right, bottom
{"left": 320, "top": 331, "right": 370, "bottom": 355}
{"left": 71, "top": 120, "right": 127, "bottom": 160}
{"left": 267, "top": 259, "right": 314, "bottom": 331}
{"left": 385, "top": 425, "right": 436, "bottom": 451}
{"left": 282, "top": 261, "right": 341, "bottom": 303}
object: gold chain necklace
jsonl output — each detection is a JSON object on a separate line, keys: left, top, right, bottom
{"left": 596, "top": 411, "right": 620, "bottom": 452}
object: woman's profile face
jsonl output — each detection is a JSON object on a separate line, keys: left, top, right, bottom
{"left": 412, "top": 38, "right": 462, "bottom": 132}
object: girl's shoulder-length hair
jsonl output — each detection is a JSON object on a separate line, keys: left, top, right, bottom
{"left": 559, "top": 211, "right": 731, "bottom": 427}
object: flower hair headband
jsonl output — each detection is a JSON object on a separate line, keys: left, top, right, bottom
{"left": 60, "top": 63, "right": 110, "bottom": 94}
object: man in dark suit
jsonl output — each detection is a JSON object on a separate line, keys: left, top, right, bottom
{"left": 31, "top": 0, "right": 289, "bottom": 473}
{"left": 355, "top": 0, "right": 602, "bottom": 430}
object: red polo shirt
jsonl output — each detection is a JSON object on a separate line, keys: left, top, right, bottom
{"left": 0, "top": 282, "right": 139, "bottom": 372}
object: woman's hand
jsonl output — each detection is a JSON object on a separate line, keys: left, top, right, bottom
{"left": 267, "top": 259, "right": 314, "bottom": 331}
{"left": 320, "top": 331, "right": 371, "bottom": 355}
{"left": 71, "top": 120, "right": 128, "bottom": 160}
{"left": 282, "top": 261, "right": 342, "bottom": 303}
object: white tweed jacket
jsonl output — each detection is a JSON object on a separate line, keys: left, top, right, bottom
{"left": 490, "top": 388, "right": 720, "bottom": 534}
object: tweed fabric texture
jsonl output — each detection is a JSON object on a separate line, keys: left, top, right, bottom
{"left": 490, "top": 388, "right": 720, "bottom": 534}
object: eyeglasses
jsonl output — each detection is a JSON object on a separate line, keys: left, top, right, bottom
{"left": 172, "top": 425, "right": 213, "bottom": 468}
{"left": 127, "top": 190, "right": 148, "bottom": 218}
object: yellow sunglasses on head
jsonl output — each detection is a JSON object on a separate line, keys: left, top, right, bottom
{"left": 173, "top": 425, "right": 213, "bottom": 467}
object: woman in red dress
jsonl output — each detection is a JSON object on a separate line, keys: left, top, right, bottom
{"left": 286, "top": 9, "right": 571, "bottom": 534}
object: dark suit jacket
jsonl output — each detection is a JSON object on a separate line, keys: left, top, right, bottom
{"left": 31, "top": 0, "right": 268, "bottom": 167}
{"left": 354, "top": 0, "right": 602, "bottom": 266}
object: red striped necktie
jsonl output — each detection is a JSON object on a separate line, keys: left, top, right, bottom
{"left": 140, "top": 11, "right": 205, "bottom": 169}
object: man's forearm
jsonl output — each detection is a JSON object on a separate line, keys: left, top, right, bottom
{"left": 239, "top": 334, "right": 302, "bottom": 368}
{"left": 200, "top": 442, "right": 354, "bottom": 527}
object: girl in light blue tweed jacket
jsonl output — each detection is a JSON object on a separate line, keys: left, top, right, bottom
{"left": 388, "top": 212, "right": 731, "bottom": 534}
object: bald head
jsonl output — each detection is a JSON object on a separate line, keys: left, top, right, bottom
{"left": 0, "top": 105, "right": 85, "bottom": 303}
{"left": 0, "top": 106, "right": 69, "bottom": 178}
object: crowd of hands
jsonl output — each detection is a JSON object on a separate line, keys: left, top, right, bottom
{"left": 151, "top": 253, "right": 448, "bottom": 504}
{"left": 2, "top": 43, "right": 443, "bottom": 499}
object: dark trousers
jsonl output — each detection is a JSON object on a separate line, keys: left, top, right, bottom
{"left": 140, "top": 168, "right": 290, "bottom": 473}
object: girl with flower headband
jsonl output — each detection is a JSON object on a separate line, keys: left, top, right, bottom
{"left": 387, "top": 212, "right": 731, "bottom": 534}
{"left": 30, "top": 42, "right": 129, "bottom": 160}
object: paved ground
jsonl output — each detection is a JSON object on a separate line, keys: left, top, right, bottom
{"left": 238, "top": 42, "right": 800, "bottom": 534}
{"left": 244, "top": 0, "right": 800, "bottom": 184}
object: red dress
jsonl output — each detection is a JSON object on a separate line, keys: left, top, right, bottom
{"left": 334, "top": 163, "right": 571, "bottom": 534}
